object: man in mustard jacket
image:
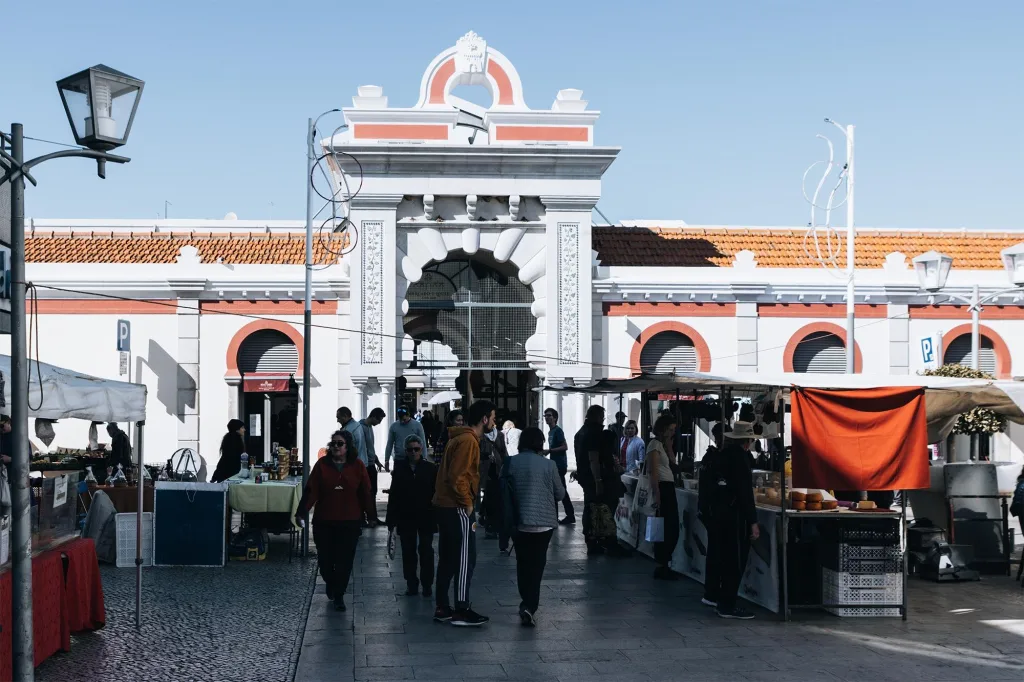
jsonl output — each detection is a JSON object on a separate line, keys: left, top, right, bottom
{"left": 432, "top": 399, "right": 496, "bottom": 627}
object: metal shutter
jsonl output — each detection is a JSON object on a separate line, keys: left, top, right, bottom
{"left": 639, "top": 331, "right": 698, "bottom": 373}
{"left": 238, "top": 330, "right": 298, "bottom": 374}
{"left": 792, "top": 333, "right": 847, "bottom": 374}
{"left": 943, "top": 334, "right": 997, "bottom": 376}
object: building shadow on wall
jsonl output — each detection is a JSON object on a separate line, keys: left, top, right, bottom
{"left": 140, "top": 339, "right": 195, "bottom": 418}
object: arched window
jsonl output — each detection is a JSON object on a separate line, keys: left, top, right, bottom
{"left": 639, "top": 331, "right": 698, "bottom": 373}
{"left": 792, "top": 332, "right": 847, "bottom": 374}
{"left": 943, "top": 334, "right": 997, "bottom": 375}
{"left": 238, "top": 330, "right": 298, "bottom": 375}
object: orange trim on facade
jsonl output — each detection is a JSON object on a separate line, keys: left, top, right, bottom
{"left": 428, "top": 58, "right": 456, "bottom": 104}
{"left": 629, "top": 321, "right": 712, "bottom": 375}
{"left": 759, "top": 303, "right": 886, "bottom": 318}
{"left": 33, "top": 299, "right": 175, "bottom": 314}
{"left": 783, "top": 322, "right": 863, "bottom": 373}
{"left": 493, "top": 126, "right": 589, "bottom": 142}
{"left": 487, "top": 60, "right": 514, "bottom": 106}
{"left": 201, "top": 300, "right": 338, "bottom": 315}
{"left": 353, "top": 124, "right": 449, "bottom": 140}
{"left": 604, "top": 302, "right": 735, "bottom": 317}
{"left": 224, "top": 320, "right": 304, "bottom": 379}
{"left": 942, "top": 323, "right": 1012, "bottom": 379}
{"left": 910, "top": 305, "right": 1024, "bottom": 320}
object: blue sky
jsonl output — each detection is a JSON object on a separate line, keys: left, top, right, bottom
{"left": 5, "top": 1, "right": 1022, "bottom": 229}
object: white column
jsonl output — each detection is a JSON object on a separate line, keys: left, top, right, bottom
{"left": 351, "top": 379, "right": 368, "bottom": 419}
{"left": 888, "top": 302, "right": 910, "bottom": 375}
{"left": 736, "top": 301, "right": 759, "bottom": 373}
{"left": 177, "top": 298, "right": 200, "bottom": 453}
{"left": 225, "top": 377, "right": 241, "bottom": 422}
{"left": 294, "top": 376, "right": 304, "bottom": 462}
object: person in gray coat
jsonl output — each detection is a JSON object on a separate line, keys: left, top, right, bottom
{"left": 499, "top": 427, "right": 565, "bottom": 627}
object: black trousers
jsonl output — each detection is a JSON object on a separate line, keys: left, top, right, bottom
{"left": 435, "top": 507, "right": 475, "bottom": 609}
{"left": 709, "top": 513, "right": 750, "bottom": 611}
{"left": 399, "top": 524, "right": 435, "bottom": 591}
{"left": 654, "top": 482, "right": 680, "bottom": 567}
{"left": 558, "top": 468, "right": 575, "bottom": 519}
{"left": 368, "top": 465, "right": 379, "bottom": 514}
{"left": 702, "top": 514, "right": 721, "bottom": 601}
{"left": 514, "top": 529, "right": 553, "bottom": 613}
{"left": 312, "top": 520, "right": 361, "bottom": 597}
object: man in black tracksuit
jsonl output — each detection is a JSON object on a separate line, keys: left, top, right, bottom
{"left": 385, "top": 435, "right": 438, "bottom": 597}
{"left": 698, "top": 423, "right": 725, "bottom": 607}
{"left": 706, "top": 425, "right": 759, "bottom": 620}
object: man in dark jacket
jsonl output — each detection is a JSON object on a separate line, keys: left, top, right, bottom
{"left": 698, "top": 423, "right": 725, "bottom": 607}
{"left": 480, "top": 424, "right": 508, "bottom": 547}
{"left": 106, "top": 423, "right": 133, "bottom": 475}
{"left": 707, "top": 422, "right": 759, "bottom": 620}
{"left": 572, "top": 405, "right": 606, "bottom": 555}
{"left": 385, "top": 434, "right": 438, "bottom": 597}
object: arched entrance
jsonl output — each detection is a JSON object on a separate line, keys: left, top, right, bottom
{"left": 237, "top": 329, "right": 299, "bottom": 462}
{"left": 403, "top": 251, "right": 538, "bottom": 428}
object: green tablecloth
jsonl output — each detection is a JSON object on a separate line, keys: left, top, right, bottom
{"left": 227, "top": 477, "right": 301, "bottom": 528}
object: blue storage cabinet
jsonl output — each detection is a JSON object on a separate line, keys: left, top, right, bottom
{"left": 154, "top": 482, "right": 227, "bottom": 567}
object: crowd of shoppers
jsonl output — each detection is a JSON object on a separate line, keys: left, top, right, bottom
{"left": 297, "top": 396, "right": 763, "bottom": 625}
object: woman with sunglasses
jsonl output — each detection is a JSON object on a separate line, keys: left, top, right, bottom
{"left": 296, "top": 429, "right": 375, "bottom": 611}
{"left": 384, "top": 435, "right": 438, "bottom": 597}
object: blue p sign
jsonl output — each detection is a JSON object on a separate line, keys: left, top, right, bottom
{"left": 921, "top": 337, "right": 934, "bottom": 364}
{"left": 117, "top": 319, "right": 131, "bottom": 353}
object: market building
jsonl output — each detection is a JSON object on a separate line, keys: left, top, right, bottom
{"left": 6, "top": 31, "right": 1024, "bottom": 466}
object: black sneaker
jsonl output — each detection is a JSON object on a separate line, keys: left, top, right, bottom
{"left": 559, "top": 516, "right": 576, "bottom": 525}
{"left": 422, "top": 587, "right": 432, "bottom": 598}
{"left": 518, "top": 608, "right": 535, "bottom": 627}
{"left": 333, "top": 597, "right": 346, "bottom": 612}
{"left": 717, "top": 606, "right": 755, "bottom": 620}
{"left": 451, "top": 607, "right": 489, "bottom": 627}
{"left": 433, "top": 605, "right": 454, "bottom": 623}
{"left": 326, "top": 585, "right": 335, "bottom": 601}
{"left": 653, "top": 566, "right": 679, "bottom": 581}
{"left": 403, "top": 587, "right": 419, "bottom": 597}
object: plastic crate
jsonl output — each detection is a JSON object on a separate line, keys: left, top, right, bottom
{"left": 115, "top": 512, "right": 154, "bottom": 568}
{"left": 821, "top": 543, "right": 902, "bottom": 574}
{"left": 822, "top": 567, "right": 902, "bottom": 617}
{"left": 832, "top": 518, "right": 900, "bottom": 545}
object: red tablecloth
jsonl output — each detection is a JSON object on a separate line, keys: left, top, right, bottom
{"left": 0, "top": 538, "right": 104, "bottom": 681}
{"left": 0, "top": 548, "right": 70, "bottom": 681}
{"left": 62, "top": 538, "right": 106, "bottom": 632}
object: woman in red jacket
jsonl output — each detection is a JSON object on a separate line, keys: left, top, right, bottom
{"left": 296, "top": 429, "right": 376, "bottom": 611}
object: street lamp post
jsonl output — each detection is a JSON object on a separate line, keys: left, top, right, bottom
{"left": 1, "top": 64, "right": 143, "bottom": 682}
{"left": 913, "top": 245, "right": 1024, "bottom": 459}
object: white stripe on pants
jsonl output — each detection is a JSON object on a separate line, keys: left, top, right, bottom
{"left": 457, "top": 508, "right": 470, "bottom": 604}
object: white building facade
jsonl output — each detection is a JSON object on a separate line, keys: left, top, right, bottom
{"left": 8, "top": 32, "right": 1024, "bottom": 466}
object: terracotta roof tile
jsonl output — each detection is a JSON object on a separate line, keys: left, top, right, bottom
{"left": 593, "top": 227, "right": 1023, "bottom": 268}
{"left": 26, "top": 231, "right": 350, "bottom": 265}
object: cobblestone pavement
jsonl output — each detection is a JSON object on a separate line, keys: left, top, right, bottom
{"left": 296, "top": 510, "right": 1024, "bottom": 682}
{"left": 36, "top": 536, "right": 316, "bottom": 682}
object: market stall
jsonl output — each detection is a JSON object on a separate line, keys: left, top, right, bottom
{"left": 0, "top": 354, "right": 148, "bottom": 672}
{"left": 552, "top": 370, "right": 1024, "bottom": 620}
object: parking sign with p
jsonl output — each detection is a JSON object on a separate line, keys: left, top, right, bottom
{"left": 117, "top": 319, "right": 131, "bottom": 353}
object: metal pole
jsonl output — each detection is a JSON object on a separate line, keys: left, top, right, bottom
{"left": 971, "top": 283, "right": 980, "bottom": 460}
{"left": 845, "top": 124, "right": 856, "bottom": 374}
{"left": 301, "top": 118, "right": 314, "bottom": 556}
{"left": 134, "top": 421, "right": 145, "bottom": 630}
{"left": 9, "top": 122, "right": 35, "bottom": 682}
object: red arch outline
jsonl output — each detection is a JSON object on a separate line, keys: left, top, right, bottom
{"left": 629, "top": 321, "right": 712, "bottom": 375}
{"left": 426, "top": 57, "right": 515, "bottom": 107}
{"left": 783, "top": 322, "right": 863, "bottom": 373}
{"left": 941, "top": 323, "right": 1011, "bottom": 379}
{"left": 224, "top": 320, "right": 304, "bottom": 379}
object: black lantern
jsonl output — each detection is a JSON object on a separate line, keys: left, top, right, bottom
{"left": 56, "top": 64, "right": 144, "bottom": 151}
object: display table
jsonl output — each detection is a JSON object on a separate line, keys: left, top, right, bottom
{"left": 227, "top": 476, "right": 301, "bottom": 528}
{"left": 615, "top": 475, "right": 905, "bottom": 617}
{"left": 85, "top": 484, "right": 154, "bottom": 514}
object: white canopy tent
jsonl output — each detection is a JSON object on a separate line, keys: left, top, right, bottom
{"left": 1, "top": 354, "right": 149, "bottom": 629}
{"left": 0, "top": 355, "right": 146, "bottom": 422}
{"left": 546, "top": 371, "right": 1024, "bottom": 443}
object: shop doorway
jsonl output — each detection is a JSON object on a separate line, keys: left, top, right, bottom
{"left": 237, "top": 329, "right": 299, "bottom": 463}
{"left": 403, "top": 252, "right": 538, "bottom": 427}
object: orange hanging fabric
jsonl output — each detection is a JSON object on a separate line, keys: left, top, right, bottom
{"left": 791, "top": 386, "right": 929, "bottom": 491}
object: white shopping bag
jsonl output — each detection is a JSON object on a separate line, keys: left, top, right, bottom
{"left": 645, "top": 516, "right": 665, "bottom": 543}
{"left": 631, "top": 466, "right": 656, "bottom": 518}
